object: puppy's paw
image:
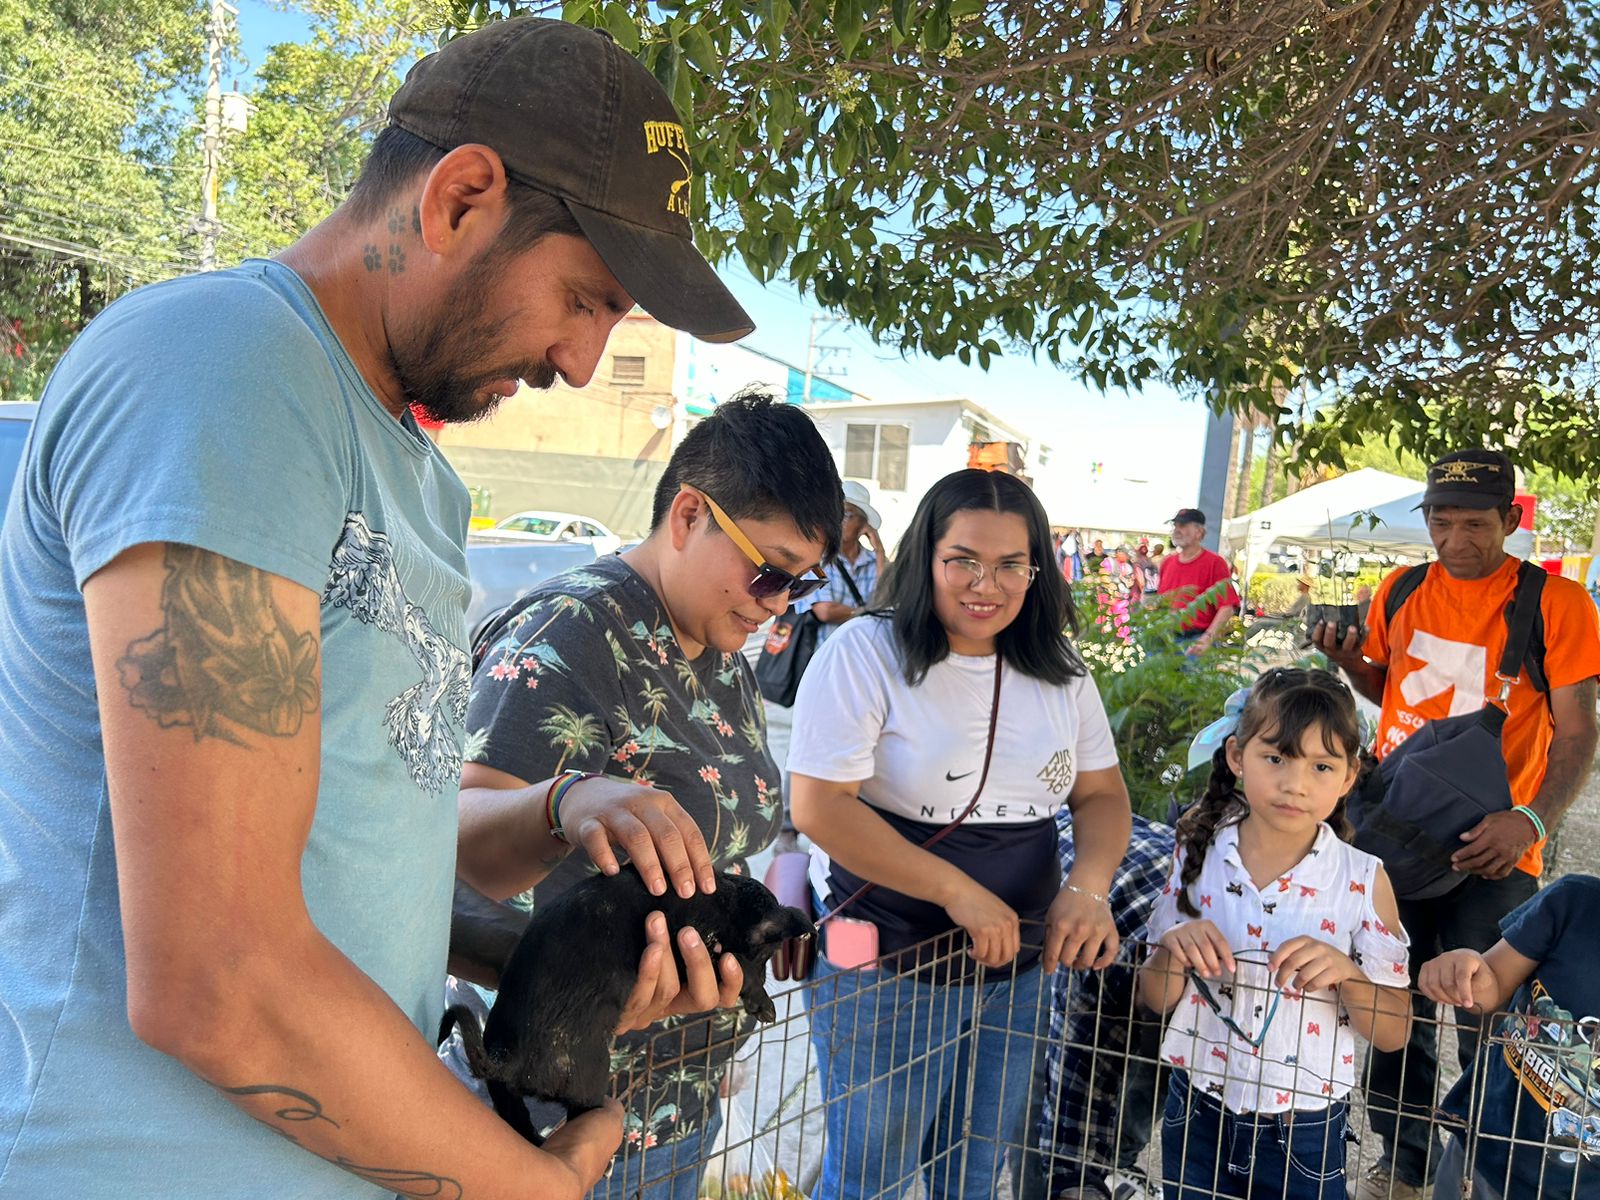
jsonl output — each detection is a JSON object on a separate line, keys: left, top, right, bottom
{"left": 745, "top": 991, "right": 778, "bottom": 1023}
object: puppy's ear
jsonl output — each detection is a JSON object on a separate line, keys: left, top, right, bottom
{"left": 749, "top": 906, "right": 816, "bottom": 949}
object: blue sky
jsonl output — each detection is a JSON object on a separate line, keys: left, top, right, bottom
{"left": 232, "top": 1, "right": 1210, "bottom": 525}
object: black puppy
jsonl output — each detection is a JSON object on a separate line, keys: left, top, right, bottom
{"left": 439, "top": 866, "right": 814, "bottom": 1145}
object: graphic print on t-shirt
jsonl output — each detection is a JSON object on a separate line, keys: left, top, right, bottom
{"left": 1500, "top": 979, "right": 1600, "bottom": 1164}
{"left": 1037, "top": 747, "right": 1076, "bottom": 794}
{"left": 323, "top": 512, "right": 470, "bottom": 793}
{"left": 1395, "top": 630, "right": 1486, "bottom": 725}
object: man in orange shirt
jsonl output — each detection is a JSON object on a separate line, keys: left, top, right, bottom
{"left": 1319, "top": 448, "right": 1600, "bottom": 1200}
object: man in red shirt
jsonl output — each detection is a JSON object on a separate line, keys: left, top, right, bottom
{"left": 1156, "top": 507, "right": 1240, "bottom": 654}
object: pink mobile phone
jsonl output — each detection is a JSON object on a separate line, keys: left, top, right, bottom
{"left": 825, "top": 916, "right": 880, "bottom": 970}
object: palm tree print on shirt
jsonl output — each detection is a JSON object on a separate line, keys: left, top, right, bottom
{"left": 459, "top": 556, "right": 781, "bottom": 1149}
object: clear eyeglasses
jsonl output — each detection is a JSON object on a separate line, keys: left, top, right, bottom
{"left": 941, "top": 557, "right": 1040, "bottom": 595}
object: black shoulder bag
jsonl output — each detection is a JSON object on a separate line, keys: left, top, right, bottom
{"left": 1346, "top": 561, "right": 1547, "bottom": 900}
{"left": 753, "top": 560, "right": 867, "bottom": 708}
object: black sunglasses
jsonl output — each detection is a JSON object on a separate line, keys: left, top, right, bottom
{"left": 690, "top": 488, "right": 828, "bottom": 601}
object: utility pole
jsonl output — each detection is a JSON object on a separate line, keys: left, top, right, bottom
{"left": 803, "top": 315, "right": 848, "bottom": 403}
{"left": 198, "top": 0, "right": 236, "bottom": 271}
{"left": 1195, "top": 405, "right": 1233, "bottom": 552}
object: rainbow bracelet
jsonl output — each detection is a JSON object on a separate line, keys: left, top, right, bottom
{"left": 1511, "top": 804, "right": 1547, "bottom": 843}
{"left": 545, "top": 770, "right": 602, "bottom": 842}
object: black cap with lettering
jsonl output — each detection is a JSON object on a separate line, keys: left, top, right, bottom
{"left": 389, "top": 17, "right": 753, "bottom": 343}
{"left": 1171, "top": 507, "right": 1207, "bottom": 527}
{"left": 1415, "top": 449, "right": 1516, "bottom": 511}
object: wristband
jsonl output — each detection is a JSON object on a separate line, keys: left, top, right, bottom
{"left": 545, "top": 770, "right": 603, "bottom": 842}
{"left": 1064, "top": 883, "right": 1109, "bottom": 906}
{"left": 1511, "top": 804, "right": 1547, "bottom": 843}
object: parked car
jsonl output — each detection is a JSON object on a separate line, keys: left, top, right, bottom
{"left": 483, "top": 510, "right": 624, "bottom": 556}
{"left": 464, "top": 538, "right": 597, "bottom": 643}
{"left": 0, "top": 400, "right": 590, "bottom": 647}
{"left": 0, "top": 403, "right": 39, "bottom": 514}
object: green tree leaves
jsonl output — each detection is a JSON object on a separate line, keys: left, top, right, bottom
{"left": 440, "top": 0, "right": 1600, "bottom": 480}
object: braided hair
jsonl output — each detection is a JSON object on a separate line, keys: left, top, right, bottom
{"left": 1175, "top": 668, "right": 1361, "bottom": 918}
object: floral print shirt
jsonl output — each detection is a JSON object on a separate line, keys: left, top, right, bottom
{"left": 464, "top": 555, "right": 781, "bottom": 1148}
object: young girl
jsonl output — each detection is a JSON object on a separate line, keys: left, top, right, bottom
{"left": 1137, "top": 668, "right": 1413, "bottom": 1200}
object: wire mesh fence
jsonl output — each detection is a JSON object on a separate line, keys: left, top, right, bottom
{"left": 584, "top": 927, "right": 1598, "bottom": 1200}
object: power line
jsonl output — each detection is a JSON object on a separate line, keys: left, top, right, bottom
{"left": 0, "top": 224, "right": 189, "bottom": 280}
{"left": 0, "top": 186, "right": 259, "bottom": 266}
{"left": 0, "top": 204, "right": 202, "bottom": 267}
{"left": 0, "top": 135, "right": 201, "bottom": 174}
{"left": 0, "top": 69, "right": 203, "bottom": 123}
{"left": 2, "top": 181, "right": 213, "bottom": 229}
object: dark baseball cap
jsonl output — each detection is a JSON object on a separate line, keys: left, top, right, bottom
{"left": 1171, "top": 508, "right": 1207, "bottom": 526}
{"left": 1414, "top": 449, "right": 1515, "bottom": 511}
{"left": 389, "top": 18, "right": 753, "bottom": 343}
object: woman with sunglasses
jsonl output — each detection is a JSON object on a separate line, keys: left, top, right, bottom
{"left": 445, "top": 390, "right": 841, "bottom": 1200}
{"left": 788, "top": 468, "right": 1133, "bottom": 1200}
{"left": 1137, "top": 668, "right": 1412, "bottom": 1199}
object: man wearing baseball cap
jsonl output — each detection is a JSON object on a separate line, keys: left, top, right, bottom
{"left": 0, "top": 18, "right": 754, "bottom": 1199}
{"left": 796, "top": 479, "right": 887, "bottom": 647}
{"left": 1155, "top": 507, "right": 1241, "bottom": 652}
{"left": 1319, "top": 449, "right": 1600, "bottom": 1199}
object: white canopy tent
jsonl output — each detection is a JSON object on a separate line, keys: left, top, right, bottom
{"left": 1340, "top": 489, "right": 1534, "bottom": 561}
{"left": 1221, "top": 468, "right": 1534, "bottom": 585}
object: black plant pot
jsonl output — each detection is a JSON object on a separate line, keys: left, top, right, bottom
{"left": 1306, "top": 602, "right": 1362, "bottom": 644}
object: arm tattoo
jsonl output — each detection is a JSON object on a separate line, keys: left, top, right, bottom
{"left": 217, "top": 1082, "right": 464, "bottom": 1199}
{"left": 217, "top": 1082, "right": 340, "bottom": 1128}
{"left": 1537, "top": 677, "right": 1599, "bottom": 831}
{"left": 116, "top": 545, "right": 319, "bottom": 744}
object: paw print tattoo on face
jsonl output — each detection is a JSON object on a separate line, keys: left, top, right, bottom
{"left": 412, "top": 206, "right": 421, "bottom": 235}
{"left": 363, "top": 244, "right": 382, "bottom": 272}
{"left": 388, "top": 244, "right": 406, "bottom": 273}
{"left": 388, "top": 208, "right": 406, "bottom": 236}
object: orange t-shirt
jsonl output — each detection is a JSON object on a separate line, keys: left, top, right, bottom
{"left": 1364, "top": 556, "right": 1600, "bottom": 876}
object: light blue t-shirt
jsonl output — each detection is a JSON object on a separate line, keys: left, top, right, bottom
{"left": 0, "top": 260, "right": 471, "bottom": 1196}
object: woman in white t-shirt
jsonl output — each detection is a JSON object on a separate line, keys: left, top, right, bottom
{"left": 789, "top": 469, "right": 1134, "bottom": 1200}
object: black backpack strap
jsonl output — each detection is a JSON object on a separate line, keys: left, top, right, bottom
{"left": 833, "top": 559, "right": 867, "bottom": 607}
{"left": 1383, "top": 563, "right": 1430, "bottom": 625}
{"left": 1383, "top": 559, "right": 1549, "bottom": 704}
{"left": 1497, "top": 561, "right": 1548, "bottom": 700}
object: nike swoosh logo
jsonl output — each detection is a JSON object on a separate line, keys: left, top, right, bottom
{"left": 945, "top": 769, "right": 976, "bottom": 782}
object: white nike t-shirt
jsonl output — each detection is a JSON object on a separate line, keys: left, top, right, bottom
{"left": 788, "top": 615, "right": 1120, "bottom": 973}
{"left": 789, "top": 615, "right": 1119, "bottom": 822}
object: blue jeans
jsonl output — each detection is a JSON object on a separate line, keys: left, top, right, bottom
{"left": 808, "top": 955, "right": 1047, "bottom": 1200}
{"left": 588, "top": 1105, "right": 721, "bottom": 1200}
{"left": 1161, "top": 1072, "right": 1348, "bottom": 1200}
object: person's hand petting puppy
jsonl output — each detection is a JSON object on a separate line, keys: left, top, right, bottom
{"left": 614, "top": 911, "right": 745, "bottom": 1034}
{"left": 559, "top": 775, "right": 716, "bottom": 898}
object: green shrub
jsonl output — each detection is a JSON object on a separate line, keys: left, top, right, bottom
{"left": 1246, "top": 572, "right": 1300, "bottom": 614}
{"left": 1071, "top": 581, "right": 1314, "bottom": 822}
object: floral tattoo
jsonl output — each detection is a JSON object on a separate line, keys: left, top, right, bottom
{"left": 117, "top": 545, "right": 319, "bottom": 743}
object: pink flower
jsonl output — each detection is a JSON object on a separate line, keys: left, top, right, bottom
{"left": 489, "top": 660, "right": 515, "bottom": 681}
{"left": 520, "top": 657, "right": 542, "bottom": 674}
{"left": 525, "top": 677, "right": 539, "bottom": 690}
{"left": 698, "top": 766, "right": 721, "bottom": 785}
{"left": 643, "top": 1133, "right": 658, "bottom": 1149}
